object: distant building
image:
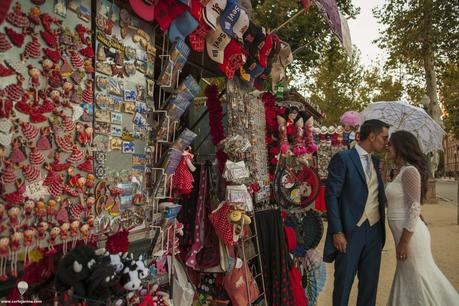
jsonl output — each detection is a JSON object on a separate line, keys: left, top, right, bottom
{"left": 443, "top": 134, "right": 459, "bottom": 176}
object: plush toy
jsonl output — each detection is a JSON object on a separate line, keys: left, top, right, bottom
{"left": 95, "top": 248, "right": 125, "bottom": 273}
{"left": 134, "top": 255, "right": 149, "bottom": 280}
{"left": 55, "top": 245, "right": 98, "bottom": 296}
{"left": 120, "top": 263, "right": 142, "bottom": 291}
{"left": 85, "top": 263, "right": 118, "bottom": 301}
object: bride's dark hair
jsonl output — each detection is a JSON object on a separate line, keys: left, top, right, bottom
{"left": 389, "top": 130, "right": 428, "bottom": 202}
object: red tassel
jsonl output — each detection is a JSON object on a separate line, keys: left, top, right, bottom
{"left": 205, "top": 85, "right": 227, "bottom": 173}
{"left": 105, "top": 230, "right": 129, "bottom": 253}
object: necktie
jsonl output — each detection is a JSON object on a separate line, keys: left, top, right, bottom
{"left": 365, "top": 155, "right": 373, "bottom": 180}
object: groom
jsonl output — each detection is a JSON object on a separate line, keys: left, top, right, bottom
{"left": 324, "top": 119, "right": 389, "bottom": 306}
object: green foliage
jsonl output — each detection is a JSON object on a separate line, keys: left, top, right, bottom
{"left": 440, "top": 63, "right": 459, "bottom": 138}
{"left": 362, "top": 67, "right": 403, "bottom": 102}
{"left": 306, "top": 42, "right": 369, "bottom": 126}
{"left": 373, "top": 0, "right": 459, "bottom": 110}
{"left": 373, "top": 0, "right": 458, "bottom": 69}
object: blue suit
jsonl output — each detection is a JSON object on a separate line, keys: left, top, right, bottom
{"left": 323, "top": 148, "right": 386, "bottom": 306}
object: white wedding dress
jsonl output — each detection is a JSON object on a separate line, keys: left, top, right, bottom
{"left": 385, "top": 165, "right": 459, "bottom": 306}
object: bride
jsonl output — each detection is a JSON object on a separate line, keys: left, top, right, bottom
{"left": 385, "top": 130, "right": 459, "bottom": 305}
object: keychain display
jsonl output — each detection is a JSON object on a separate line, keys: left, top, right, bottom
{"left": 273, "top": 157, "right": 320, "bottom": 209}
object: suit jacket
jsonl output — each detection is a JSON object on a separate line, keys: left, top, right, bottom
{"left": 323, "top": 148, "right": 386, "bottom": 263}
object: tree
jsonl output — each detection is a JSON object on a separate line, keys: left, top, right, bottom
{"left": 306, "top": 43, "right": 368, "bottom": 126}
{"left": 374, "top": 0, "right": 459, "bottom": 123}
{"left": 362, "top": 67, "right": 403, "bottom": 102}
{"left": 440, "top": 62, "right": 459, "bottom": 138}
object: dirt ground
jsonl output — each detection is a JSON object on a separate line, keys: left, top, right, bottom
{"left": 316, "top": 201, "right": 459, "bottom": 306}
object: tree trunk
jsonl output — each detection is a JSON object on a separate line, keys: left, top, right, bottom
{"left": 422, "top": 0, "right": 440, "bottom": 121}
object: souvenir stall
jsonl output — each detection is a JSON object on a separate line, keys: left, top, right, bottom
{"left": 313, "top": 110, "right": 360, "bottom": 214}
{"left": 0, "top": 0, "right": 334, "bottom": 305}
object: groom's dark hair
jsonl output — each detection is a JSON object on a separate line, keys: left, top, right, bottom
{"left": 360, "top": 119, "right": 390, "bottom": 141}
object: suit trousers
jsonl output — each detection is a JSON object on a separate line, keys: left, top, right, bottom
{"left": 333, "top": 220, "right": 383, "bottom": 306}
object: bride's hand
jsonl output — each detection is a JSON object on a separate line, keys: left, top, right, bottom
{"left": 396, "top": 241, "right": 408, "bottom": 261}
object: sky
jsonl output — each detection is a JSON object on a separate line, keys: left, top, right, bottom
{"left": 347, "top": 0, "right": 386, "bottom": 67}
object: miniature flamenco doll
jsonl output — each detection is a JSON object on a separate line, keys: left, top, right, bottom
{"left": 172, "top": 146, "right": 196, "bottom": 196}
{"left": 276, "top": 106, "right": 301, "bottom": 154}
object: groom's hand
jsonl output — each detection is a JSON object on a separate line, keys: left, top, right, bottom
{"left": 333, "top": 232, "right": 347, "bottom": 253}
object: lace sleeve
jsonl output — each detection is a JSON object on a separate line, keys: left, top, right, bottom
{"left": 401, "top": 166, "right": 422, "bottom": 232}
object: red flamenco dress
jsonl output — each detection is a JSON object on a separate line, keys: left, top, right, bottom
{"left": 172, "top": 151, "right": 195, "bottom": 195}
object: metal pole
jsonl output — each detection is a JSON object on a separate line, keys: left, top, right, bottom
{"left": 271, "top": 9, "right": 304, "bottom": 33}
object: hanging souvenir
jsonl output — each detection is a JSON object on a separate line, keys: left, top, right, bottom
{"left": 82, "top": 79, "right": 93, "bottom": 104}
{"left": 124, "top": 62, "right": 136, "bottom": 77}
{"left": 60, "top": 57, "right": 73, "bottom": 78}
{"left": 54, "top": 0, "right": 67, "bottom": 17}
{"left": 69, "top": 48, "right": 84, "bottom": 69}
{"left": 77, "top": 154, "right": 94, "bottom": 173}
{"left": 60, "top": 222, "right": 70, "bottom": 254}
{"left": 23, "top": 228, "right": 35, "bottom": 266}
{"left": 10, "top": 136, "right": 26, "bottom": 164}
{"left": 55, "top": 134, "right": 73, "bottom": 153}
{"left": 22, "top": 35, "right": 41, "bottom": 60}
{"left": 9, "top": 231, "right": 23, "bottom": 277}
{"left": 6, "top": 2, "right": 29, "bottom": 29}
{"left": 172, "top": 147, "right": 195, "bottom": 195}
{"left": 48, "top": 227, "right": 60, "bottom": 252}
{"left": 18, "top": 120, "right": 39, "bottom": 141}
{"left": 43, "top": 165, "right": 58, "bottom": 187}
{"left": 0, "top": 238, "right": 9, "bottom": 281}
{"left": 44, "top": 48, "right": 61, "bottom": 64}
{"left": 40, "top": 29, "right": 58, "bottom": 48}
{"left": 97, "top": 44, "right": 106, "bottom": 61}
{"left": 0, "top": 61, "right": 14, "bottom": 77}
{"left": 21, "top": 163, "right": 41, "bottom": 183}
{"left": 67, "top": 145, "right": 84, "bottom": 164}
{"left": 4, "top": 74, "right": 25, "bottom": 101}
{"left": 5, "top": 27, "right": 25, "bottom": 47}
{"left": 28, "top": 142, "right": 46, "bottom": 166}
{"left": 0, "top": 33, "right": 12, "bottom": 52}
{"left": 80, "top": 44, "right": 94, "bottom": 59}
{"left": 96, "top": 62, "right": 112, "bottom": 75}
{"left": 40, "top": 13, "right": 57, "bottom": 33}
{"left": 83, "top": 59, "right": 94, "bottom": 73}
{"left": 0, "top": 161, "right": 16, "bottom": 184}
{"left": 75, "top": 24, "right": 89, "bottom": 44}
{"left": 2, "top": 180, "right": 25, "bottom": 205}
{"left": 28, "top": 6, "right": 41, "bottom": 25}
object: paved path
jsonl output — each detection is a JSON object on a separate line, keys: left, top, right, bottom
{"left": 316, "top": 201, "right": 459, "bottom": 306}
{"left": 437, "top": 179, "right": 458, "bottom": 204}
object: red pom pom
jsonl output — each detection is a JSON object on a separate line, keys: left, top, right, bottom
{"left": 266, "top": 135, "right": 274, "bottom": 144}
{"left": 277, "top": 107, "right": 286, "bottom": 115}
{"left": 271, "top": 157, "right": 278, "bottom": 165}
{"left": 269, "top": 147, "right": 280, "bottom": 156}
{"left": 287, "top": 125, "right": 295, "bottom": 135}
{"left": 280, "top": 143, "right": 289, "bottom": 153}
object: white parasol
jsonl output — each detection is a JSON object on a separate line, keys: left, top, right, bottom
{"left": 360, "top": 101, "right": 445, "bottom": 154}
